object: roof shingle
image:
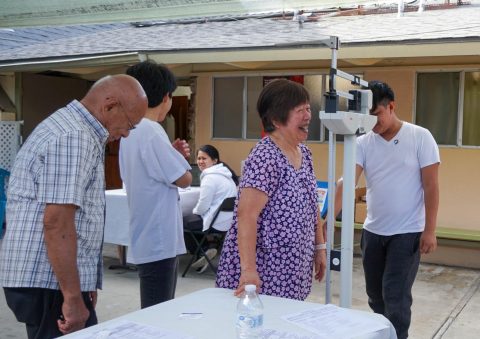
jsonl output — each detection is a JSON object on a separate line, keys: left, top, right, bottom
{"left": 0, "top": 6, "right": 479, "bottom": 65}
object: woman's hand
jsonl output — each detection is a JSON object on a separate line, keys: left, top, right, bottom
{"left": 235, "top": 188, "right": 267, "bottom": 297}
{"left": 314, "top": 249, "right": 327, "bottom": 282}
{"left": 234, "top": 269, "right": 261, "bottom": 297}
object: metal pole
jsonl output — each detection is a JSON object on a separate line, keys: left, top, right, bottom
{"left": 398, "top": 0, "right": 404, "bottom": 17}
{"left": 325, "top": 130, "right": 336, "bottom": 304}
{"left": 340, "top": 134, "right": 356, "bottom": 308}
{"left": 325, "top": 43, "right": 338, "bottom": 304}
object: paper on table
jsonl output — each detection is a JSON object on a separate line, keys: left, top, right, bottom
{"left": 260, "top": 328, "right": 324, "bottom": 339}
{"left": 283, "top": 304, "right": 388, "bottom": 339}
{"left": 68, "top": 320, "right": 194, "bottom": 339}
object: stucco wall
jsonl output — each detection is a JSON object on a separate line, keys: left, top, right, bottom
{"left": 0, "top": 74, "right": 15, "bottom": 105}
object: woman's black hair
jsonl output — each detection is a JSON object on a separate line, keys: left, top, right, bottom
{"left": 257, "top": 79, "right": 310, "bottom": 133}
{"left": 197, "top": 144, "right": 239, "bottom": 185}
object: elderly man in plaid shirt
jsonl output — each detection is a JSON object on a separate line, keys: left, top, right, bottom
{"left": 0, "top": 74, "right": 147, "bottom": 338}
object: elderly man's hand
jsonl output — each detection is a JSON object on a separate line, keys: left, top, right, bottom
{"left": 57, "top": 295, "right": 90, "bottom": 334}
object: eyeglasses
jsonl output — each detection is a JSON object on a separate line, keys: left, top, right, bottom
{"left": 119, "top": 103, "right": 136, "bottom": 131}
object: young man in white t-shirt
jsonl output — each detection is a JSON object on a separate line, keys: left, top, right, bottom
{"left": 119, "top": 61, "right": 192, "bottom": 309}
{"left": 331, "top": 81, "right": 440, "bottom": 339}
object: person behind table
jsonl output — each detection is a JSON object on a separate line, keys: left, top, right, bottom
{"left": 120, "top": 60, "right": 192, "bottom": 309}
{"left": 328, "top": 81, "right": 440, "bottom": 339}
{"left": 215, "top": 79, "right": 327, "bottom": 300}
{"left": 183, "top": 145, "right": 238, "bottom": 273}
{"left": 0, "top": 75, "right": 147, "bottom": 338}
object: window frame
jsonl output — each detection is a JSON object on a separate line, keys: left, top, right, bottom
{"left": 211, "top": 75, "right": 246, "bottom": 140}
{"left": 415, "top": 69, "right": 480, "bottom": 149}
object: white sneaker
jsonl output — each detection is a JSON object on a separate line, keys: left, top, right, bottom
{"left": 196, "top": 262, "right": 210, "bottom": 274}
{"left": 191, "top": 248, "right": 217, "bottom": 269}
{"left": 205, "top": 248, "right": 218, "bottom": 260}
{"left": 191, "top": 256, "right": 205, "bottom": 269}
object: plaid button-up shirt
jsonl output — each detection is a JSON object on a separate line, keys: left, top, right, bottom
{"left": 0, "top": 100, "right": 108, "bottom": 291}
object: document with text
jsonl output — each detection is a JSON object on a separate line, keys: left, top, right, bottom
{"left": 282, "top": 304, "right": 388, "bottom": 339}
{"left": 68, "top": 320, "right": 194, "bottom": 339}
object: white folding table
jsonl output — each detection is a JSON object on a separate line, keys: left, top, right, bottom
{"left": 64, "top": 288, "right": 397, "bottom": 339}
{"left": 104, "top": 187, "right": 200, "bottom": 267}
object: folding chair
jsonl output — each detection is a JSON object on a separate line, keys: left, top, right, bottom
{"left": 182, "top": 196, "right": 235, "bottom": 277}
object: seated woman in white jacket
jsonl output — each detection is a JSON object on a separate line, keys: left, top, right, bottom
{"left": 184, "top": 144, "right": 238, "bottom": 272}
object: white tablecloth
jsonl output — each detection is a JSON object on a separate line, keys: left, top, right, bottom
{"left": 65, "top": 288, "right": 397, "bottom": 339}
{"left": 104, "top": 187, "right": 200, "bottom": 246}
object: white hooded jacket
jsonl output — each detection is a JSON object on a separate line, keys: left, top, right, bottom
{"left": 192, "top": 163, "right": 237, "bottom": 231}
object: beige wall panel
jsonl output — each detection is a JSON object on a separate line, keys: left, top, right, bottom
{"left": 437, "top": 148, "right": 480, "bottom": 231}
{"left": 0, "top": 74, "right": 16, "bottom": 105}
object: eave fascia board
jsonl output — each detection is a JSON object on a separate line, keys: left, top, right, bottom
{"left": 147, "top": 41, "right": 480, "bottom": 64}
{"left": 0, "top": 40, "right": 478, "bottom": 73}
{"left": 0, "top": 52, "right": 141, "bottom": 72}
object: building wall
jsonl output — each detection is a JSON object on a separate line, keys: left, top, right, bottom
{"left": 0, "top": 74, "right": 15, "bottom": 104}
{"left": 21, "top": 73, "right": 90, "bottom": 137}
{"left": 195, "top": 67, "right": 480, "bottom": 232}
{"left": 5, "top": 66, "right": 479, "bottom": 232}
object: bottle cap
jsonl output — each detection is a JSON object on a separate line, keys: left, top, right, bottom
{"left": 245, "top": 284, "right": 256, "bottom": 292}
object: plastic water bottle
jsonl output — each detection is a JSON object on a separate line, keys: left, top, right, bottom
{"left": 236, "top": 284, "right": 264, "bottom": 339}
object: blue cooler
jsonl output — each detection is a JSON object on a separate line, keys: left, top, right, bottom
{"left": 0, "top": 168, "right": 10, "bottom": 239}
{"left": 317, "top": 181, "right": 328, "bottom": 219}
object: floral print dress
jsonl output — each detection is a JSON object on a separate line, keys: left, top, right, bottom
{"left": 215, "top": 137, "right": 318, "bottom": 300}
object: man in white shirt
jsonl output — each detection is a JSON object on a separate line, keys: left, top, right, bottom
{"left": 120, "top": 61, "right": 192, "bottom": 308}
{"left": 331, "top": 81, "right": 440, "bottom": 339}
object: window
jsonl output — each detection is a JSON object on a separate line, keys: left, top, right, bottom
{"left": 463, "top": 71, "right": 480, "bottom": 146}
{"left": 212, "top": 74, "right": 326, "bottom": 141}
{"left": 416, "top": 71, "right": 480, "bottom": 146}
{"left": 246, "top": 77, "right": 263, "bottom": 139}
{"left": 213, "top": 77, "right": 243, "bottom": 138}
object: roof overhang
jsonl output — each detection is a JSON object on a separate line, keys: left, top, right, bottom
{"left": 1, "top": 40, "right": 479, "bottom": 78}
{"left": 0, "top": 52, "right": 142, "bottom": 73}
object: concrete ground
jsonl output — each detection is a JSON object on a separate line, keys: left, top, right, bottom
{"left": 1, "top": 243, "right": 479, "bottom": 339}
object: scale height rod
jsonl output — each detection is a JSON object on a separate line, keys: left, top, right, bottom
{"left": 339, "top": 135, "right": 356, "bottom": 308}
{"left": 325, "top": 41, "right": 338, "bottom": 304}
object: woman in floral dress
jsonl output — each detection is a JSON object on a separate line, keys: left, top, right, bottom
{"left": 215, "top": 79, "right": 327, "bottom": 300}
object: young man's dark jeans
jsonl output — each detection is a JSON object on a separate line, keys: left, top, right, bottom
{"left": 361, "top": 229, "right": 421, "bottom": 339}
{"left": 137, "top": 256, "right": 178, "bottom": 309}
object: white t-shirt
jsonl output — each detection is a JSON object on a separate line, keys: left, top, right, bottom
{"left": 192, "top": 163, "right": 237, "bottom": 231}
{"left": 356, "top": 122, "right": 440, "bottom": 236}
{"left": 119, "top": 118, "right": 190, "bottom": 264}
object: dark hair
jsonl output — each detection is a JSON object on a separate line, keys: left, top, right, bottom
{"left": 126, "top": 60, "right": 177, "bottom": 108}
{"left": 257, "top": 79, "right": 310, "bottom": 133}
{"left": 197, "top": 144, "right": 239, "bottom": 185}
{"left": 368, "top": 80, "right": 395, "bottom": 113}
